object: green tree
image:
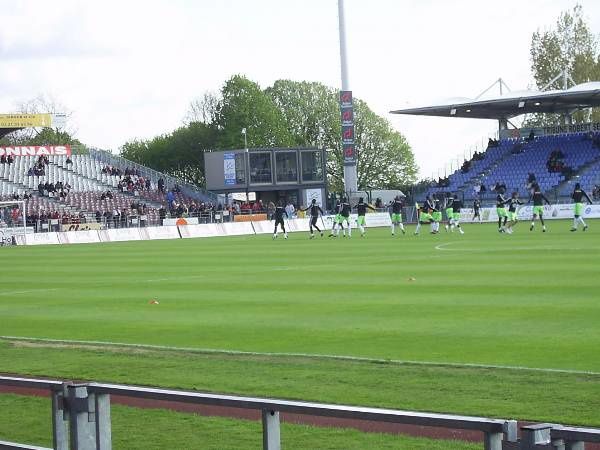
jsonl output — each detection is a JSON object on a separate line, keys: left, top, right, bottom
{"left": 267, "top": 79, "right": 417, "bottom": 191}
{"left": 123, "top": 75, "right": 417, "bottom": 191}
{"left": 121, "top": 122, "right": 216, "bottom": 186}
{"left": 214, "top": 75, "right": 294, "bottom": 149}
{"left": 529, "top": 4, "right": 600, "bottom": 125}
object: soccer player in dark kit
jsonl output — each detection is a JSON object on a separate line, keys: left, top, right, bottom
{"left": 570, "top": 182, "right": 593, "bottom": 232}
{"left": 529, "top": 183, "right": 551, "bottom": 232}
{"left": 273, "top": 200, "right": 288, "bottom": 239}
{"left": 301, "top": 199, "right": 324, "bottom": 238}
{"left": 472, "top": 198, "right": 481, "bottom": 223}
{"left": 389, "top": 195, "right": 406, "bottom": 236}
{"left": 355, "top": 197, "right": 377, "bottom": 237}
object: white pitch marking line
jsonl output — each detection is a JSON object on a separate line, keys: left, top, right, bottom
{"left": 0, "top": 288, "right": 61, "bottom": 297}
{"left": 2, "top": 335, "right": 599, "bottom": 377}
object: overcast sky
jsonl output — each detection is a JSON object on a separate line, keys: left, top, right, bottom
{"left": 1, "top": 0, "right": 599, "bottom": 178}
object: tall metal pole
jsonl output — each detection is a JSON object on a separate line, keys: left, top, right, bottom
{"left": 338, "top": 0, "right": 358, "bottom": 196}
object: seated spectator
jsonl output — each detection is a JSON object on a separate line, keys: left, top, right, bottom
{"left": 66, "top": 156, "right": 72, "bottom": 165}
{"left": 7, "top": 155, "right": 14, "bottom": 164}
{"left": 27, "top": 167, "right": 34, "bottom": 176}
{"left": 0, "top": 155, "right": 6, "bottom": 164}
{"left": 526, "top": 130, "right": 535, "bottom": 142}
{"left": 375, "top": 197, "right": 383, "bottom": 208}
{"left": 95, "top": 210, "right": 102, "bottom": 223}
{"left": 487, "top": 138, "right": 499, "bottom": 148}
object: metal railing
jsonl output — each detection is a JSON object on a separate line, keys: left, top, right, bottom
{"left": 0, "top": 375, "right": 520, "bottom": 450}
{"left": 0, "top": 375, "right": 596, "bottom": 450}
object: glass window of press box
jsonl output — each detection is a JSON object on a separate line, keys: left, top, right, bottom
{"left": 249, "top": 152, "right": 273, "bottom": 184}
{"left": 275, "top": 151, "right": 298, "bottom": 183}
{"left": 301, "top": 150, "right": 323, "bottom": 183}
{"left": 234, "top": 153, "right": 246, "bottom": 184}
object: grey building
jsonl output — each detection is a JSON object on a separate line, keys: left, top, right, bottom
{"left": 204, "top": 147, "right": 327, "bottom": 208}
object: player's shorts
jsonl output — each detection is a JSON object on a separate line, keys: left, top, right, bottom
{"left": 533, "top": 205, "right": 544, "bottom": 216}
{"left": 452, "top": 212, "right": 460, "bottom": 220}
{"left": 335, "top": 214, "right": 343, "bottom": 224}
{"left": 419, "top": 212, "right": 432, "bottom": 222}
{"left": 274, "top": 218, "right": 285, "bottom": 228}
{"left": 342, "top": 214, "right": 350, "bottom": 224}
{"left": 445, "top": 208, "right": 454, "bottom": 220}
{"left": 357, "top": 215, "right": 366, "bottom": 226}
{"left": 574, "top": 202, "right": 583, "bottom": 216}
{"left": 432, "top": 211, "right": 442, "bottom": 222}
{"left": 391, "top": 213, "right": 402, "bottom": 223}
{"left": 310, "top": 216, "right": 318, "bottom": 226}
{"left": 496, "top": 208, "right": 508, "bottom": 218}
{"left": 508, "top": 211, "right": 517, "bottom": 221}
{"left": 473, "top": 209, "right": 480, "bottom": 216}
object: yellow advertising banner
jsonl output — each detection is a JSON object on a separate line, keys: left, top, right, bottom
{"left": 0, "top": 114, "right": 53, "bottom": 128}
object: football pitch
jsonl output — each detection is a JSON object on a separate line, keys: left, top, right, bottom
{"left": 1, "top": 220, "right": 599, "bottom": 447}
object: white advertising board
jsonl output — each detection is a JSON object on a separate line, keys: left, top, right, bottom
{"left": 162, "top": 218, "right": 199, "bottom": 226}
{"left": 24, "top": 232, "right": 60, "bottom": 245}
{"left": 58, "top": 230, "right": 101, "bottom": 244}
{"left": 100, "top": 228, "right": 143, "bottom": 242}
{"left": 141, "top": 226, "right": 181, "bottom": 240}
{"left": 323, "top": 212, "right": 391, "bottom": 228}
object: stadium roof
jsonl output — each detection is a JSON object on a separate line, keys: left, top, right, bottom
{"left": 390, "top": 82, "right": 600, "bottom": 120}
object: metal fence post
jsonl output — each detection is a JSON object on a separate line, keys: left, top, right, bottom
{"left": 483, "top": 431, "right": 503, "bottom": 450}
{"left": 504, "top": 420, "right": 518, "bottom": 442}
{"left": 51, "top": 387, "right": 68, "bottom": 450}
{"left": 66, "top": 385, "right": 96, "bottom": 450}
{"left": 93, "top": 393, "right": 111, "bottom": 450}
{"left": 262, "top": 409, "right": 281, "bottom": 450}
{"left": 521, "top": 424, "right": 552, "bottom": 449}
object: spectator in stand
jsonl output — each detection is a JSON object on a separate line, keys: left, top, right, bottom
{"left": 7, "top": 155, "right": 14, "bottom": 164}
{"left": 159, "top": 206, "right": 167, "bottom": 220}
{"left": 375, "top": 197, "right": 383, "bottom": 209}
{"left": 158, "top": 178, "right": 165, "bottom": 193}
{"left": 95, "top": 210, "right": 102, "bottom": 223}
{"left": 593, "top": 185, "right": 600, "bottom": 200}
{"left": 66, "top": 156, "right": 72, "bottom": 165}
{"left": 285, "top": 201, "right": 295, "bottom": 219}
{"left": 0, "top": 155, "right": 6, "bottom": 164}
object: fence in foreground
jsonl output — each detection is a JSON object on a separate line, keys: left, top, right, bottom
{"left": 1, "top": 376, "right": 599, "bottom": 450}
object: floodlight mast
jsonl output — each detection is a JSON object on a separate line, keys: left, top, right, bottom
{"left": 338, "top": 0, "right": 358, "bottom": 196}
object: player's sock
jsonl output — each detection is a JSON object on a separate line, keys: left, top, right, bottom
{"left": 391, "top": 223, "right": 395, "bottom": 235}
{"left": 359, "top": 225, "right": 365, "bottom": 235}
{"left": 415, "top": 223, "right": 421, "bottom": 234}
{"left": 530, "top": 221, "right": 535, "bottom": 231}
{"left": 572, "top": 218, "right": 578, "bottom": 230}
{"left": 458, "top": 224, "right": 464, "bottom": 234}
{"left": 284, "top": 232, "right": 288, "bottom": 239}
{"left": 347, "top": 225, "right": 351, "bottom": 237}
{"left": 579, "top": 216, "right": 587, "bottom": 228}
{"left": 399, "top": 223, "right": 405, "bottom": 234}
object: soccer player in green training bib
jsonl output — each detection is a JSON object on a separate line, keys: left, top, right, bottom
{"left": 444, "top": 194, "right": 454, "bottom": 231}
{"left": 414, "top": 201, "right": 433, "bottom": 235}
{"left": 505, "top": 192, "right": 523, "bottom": 234}
{"left": 355, "top": 197, "right": 377, "bottom": 237}
{"left": 529, "top": 183, "right": 551, "bottom": 232}
{"left": 570, "top": 182, "right": 593, "bottom": 232}
{"left": 329, "top": 199, "right": 344, "bottom": 237}
{"left": 389, "top": 195, "right": 406, "bottom": 236}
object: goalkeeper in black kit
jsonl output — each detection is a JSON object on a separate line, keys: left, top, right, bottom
{"left": 272, "top": 201, "right": 288, "bottom": 240}
{"left": 301, "top": 199, "right": 324, "bottom": 239}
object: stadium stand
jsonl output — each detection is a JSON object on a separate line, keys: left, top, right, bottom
{"left": 423, "top": 132, "right": 600, "bottom": 201}
{"left": 0, "top": 148, "right": 218, "bottom": 227}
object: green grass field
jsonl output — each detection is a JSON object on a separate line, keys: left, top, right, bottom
{"left": 1, "top": 220, "right": 599, "bottom": 447}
